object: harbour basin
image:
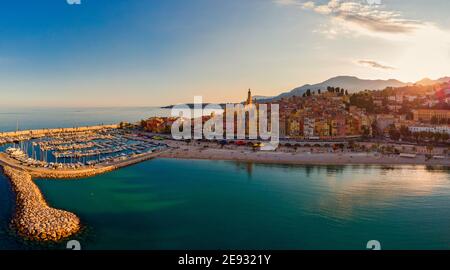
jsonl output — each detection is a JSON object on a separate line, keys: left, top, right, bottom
{"left": 22, "top": 159, "right": 450, "bottom": 250}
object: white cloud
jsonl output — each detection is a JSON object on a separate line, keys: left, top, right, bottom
{"left": 274, "top": 0, "right": 300, "bottom": 6}
{"left": 275, "top": 0, "right": 450, "bottom": 81}
{"left": 298, "top": 0, "right": 422, "bottom": 35}
{"left": 357, "top": 60, "right": 395, "bottom": 70}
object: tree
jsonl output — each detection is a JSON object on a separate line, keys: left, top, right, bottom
{"left": 388, "top": 124, "right": 400, "bottom": 141}
{"left": 348, "top": 141, "right": 355, "bottom": 150}
{"left": 140, "top": 120, "right": 147, "bottom": 130}
{"left": 431, "top": 116, "right": 439, "bottom": 125}
{"left": 371, "top": 120, "right": 381, "bottom": 137}
{"left": 350, "top": 93, "right": 375, "bottom": 113}
{"left": 318, "top": 89, "right": 321, "bottom": 95}
{"left": 345, "top": 90, "right": 349, "bottom": 96}
{"left": 399, "top": 125, "right": 411, "bottom": 140}
{"left": 362, "top": 126, "right": 371, "bottom": 138}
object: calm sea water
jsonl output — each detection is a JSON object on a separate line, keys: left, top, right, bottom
{"left": 0, "top": 107, "right": 171, "bottom": 132}
{"left": 1, "top": 159, "right": 448, "bottom": 250}
{"left": 0, "top": 106, "right": 221, "bottom": 132}
{"left": 0, "top": 108, "right": 449, "bottom": 250}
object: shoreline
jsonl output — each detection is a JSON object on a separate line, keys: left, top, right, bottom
{"left": 159, "top": 154, "right": 450, "bottom": 167}
{"left": 158, "top": 140, "right": 450, "bottom": 167}
{"left": 0, "top": 125, "right": 447, "bottom": 243}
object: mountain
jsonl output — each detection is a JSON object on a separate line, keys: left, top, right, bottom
{"left": 266, "top": 76, "right": 408, "bottom": 101}
{"left": 253, "top": 95, "right": 273, "bottom": 101}
{"left": 415, "top": 77, "right": 450, "bottom": 86}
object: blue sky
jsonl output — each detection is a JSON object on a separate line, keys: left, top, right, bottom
{"left": 1, "top": 0, "right": 450, "bottom": 107}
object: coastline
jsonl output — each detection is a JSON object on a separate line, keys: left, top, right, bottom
{"left": 158, "top": 141, "right": 450, "bottom": 167}
{"left": 0, "top": 125, "right": 448, "bottom": 243}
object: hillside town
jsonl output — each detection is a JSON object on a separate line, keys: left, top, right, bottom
{"left": 141, "top": 82, "right": 450, "bottom": 146}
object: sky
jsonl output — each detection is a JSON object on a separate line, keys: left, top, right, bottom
{"left": 1, "top": 0, "right": 450, "bottom": 107}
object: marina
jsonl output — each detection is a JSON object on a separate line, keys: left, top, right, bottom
{"left": 0, "top": 125, "right": 169, "bottom": 242}
{"left": 0, "top": 128, "right": 168, "bottom": 170}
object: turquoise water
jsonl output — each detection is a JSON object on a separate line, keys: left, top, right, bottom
{"left": 1, "top": 159, "right": 448, "bottom": 250}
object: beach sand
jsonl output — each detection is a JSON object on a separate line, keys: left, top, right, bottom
{"left": 158, "top": 140, "right": 450, "bottom": 167}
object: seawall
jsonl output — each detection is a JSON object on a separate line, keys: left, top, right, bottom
{"left": 0, "top": 151, "right": 162, "bottom": 179}
{"left": 0, "top": 124, "right": 119, "bottom": 138}
{"left": 0, "top": 150, "right": 164, "bottom": 242}
{"left": 3, "top": 166, "right": 80, "bottom": 242}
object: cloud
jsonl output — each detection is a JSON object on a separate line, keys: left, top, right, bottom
{"left": 276, "top": 0, "right": 424, "bottom": 36}
{"left": 276, "top": 0, "right": 450, "bottom": 81}
{"left": 273, "top": 0, "right": 299, "bottom": 5}
{"left": 357, "top": 60, "right": 395, "bottom": 70}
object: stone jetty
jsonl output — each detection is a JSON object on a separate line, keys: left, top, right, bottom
{"left": 3, "top": 166, "right": 80, "bottom": 241}
{"left": 0, "top": 150, "right": 164, "bottom": 242}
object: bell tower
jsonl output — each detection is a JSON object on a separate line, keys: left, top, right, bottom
{"left": 246, "top": 88, "right": 252, "bottom": 106}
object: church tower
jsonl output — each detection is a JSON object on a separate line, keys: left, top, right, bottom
{"left": 246, "top": 88, "right": 252, "bottom": 106}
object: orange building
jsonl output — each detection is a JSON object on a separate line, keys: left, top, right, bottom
{"left": 413, "top": 109, "right": 450, "bottom": 122}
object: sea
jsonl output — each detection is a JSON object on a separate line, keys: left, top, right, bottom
{"left": 0, "top": 107, "right": 449, "bottom": 250}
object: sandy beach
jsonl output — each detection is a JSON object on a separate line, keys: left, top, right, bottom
{"left": 158, "top": 140, "right": 450, "bottom": 167}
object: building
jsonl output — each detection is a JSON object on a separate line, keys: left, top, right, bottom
{"left": 144, "top": 117, "right": 177, "bottom": 133}
{"left": 245, "top": 88, "right": 253, "bottom": 106}
{"left": 303, "top": 118, "right": 315, "bottom": 139}
{"left": 412, "top": 109, "right": 450, "bottom": 122}
{"left": 408, "top": 125, "right": 450, "bottom": 135}
{"left": 376, "top": 114, "right": 396, "bottom": 132}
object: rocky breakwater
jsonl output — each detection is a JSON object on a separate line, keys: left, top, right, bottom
{"left": 3, "top": 166, "right": 80, "bottom": 241}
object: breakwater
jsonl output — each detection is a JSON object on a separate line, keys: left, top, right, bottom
{"left": 0, "top": 124, "right": 119, "bottom": 138}
{"left": 3, "top": 166, "right": 80, "bottom": 241}
{"left": 0, "top": 150, "right": 164, "bottom": 242}
{"left": 0, "top": 151, "right": 163, "bottom": 179}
